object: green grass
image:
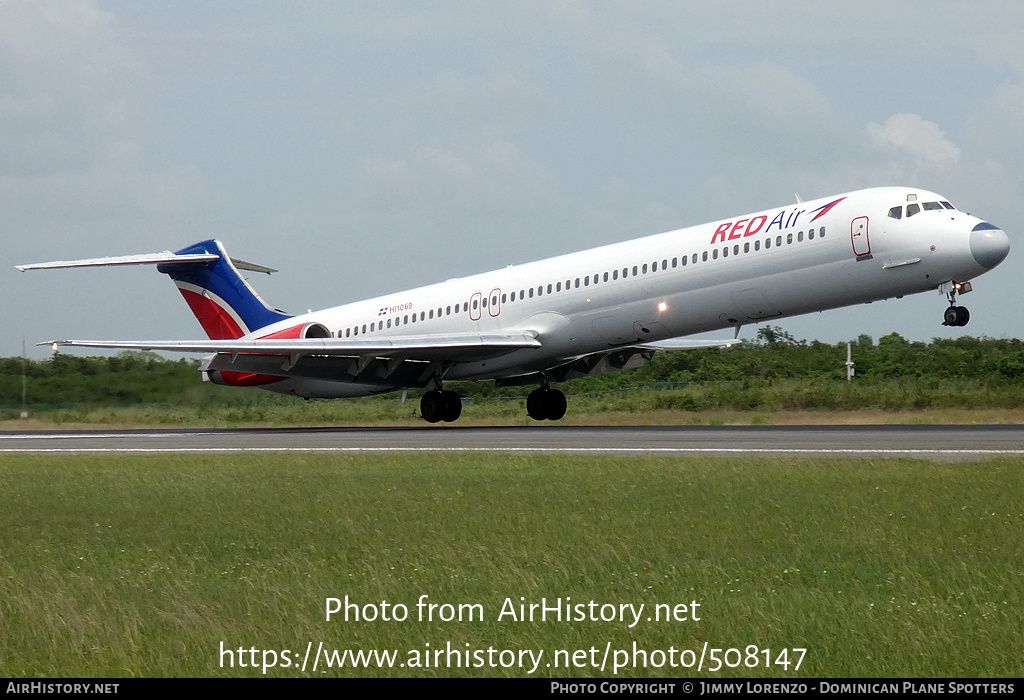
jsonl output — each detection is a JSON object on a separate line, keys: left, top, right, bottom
{"left": 1, "top": 454, "right": 1021, "bottom": 677}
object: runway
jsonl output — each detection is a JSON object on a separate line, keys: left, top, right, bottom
{"left": 2, "top": 424, "right": 1024, "bottom": 459}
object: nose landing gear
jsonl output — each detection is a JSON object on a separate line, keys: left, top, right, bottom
{"left": 943, "top": 305, "right": 970, "bottom": 327}
{"left": 940, "top": 281, "right": 971, "bottom": 327}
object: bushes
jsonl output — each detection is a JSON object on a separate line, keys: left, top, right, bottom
{"left": 5, "top": 331, "right": 1024, "bottom": 417}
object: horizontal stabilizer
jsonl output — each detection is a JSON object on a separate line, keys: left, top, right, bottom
{"left": 16, "top": 251, "right": 276, "bottom": 274}
{"left": 16, "top": 252, "right": 218, "bottom": 272}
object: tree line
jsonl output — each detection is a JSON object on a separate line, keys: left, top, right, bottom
{"left": 2, "top": 330, "right": 1023, "bottom": 409}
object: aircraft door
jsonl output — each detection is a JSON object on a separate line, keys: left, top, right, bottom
{"left": 851, "top": 216, "right": 871, "bottom": 257}
{"left": 470, "top": 292, "right": 482, "bottom": 321}
{"left": 488, "top": 288, "right": 501, "bottom": 318}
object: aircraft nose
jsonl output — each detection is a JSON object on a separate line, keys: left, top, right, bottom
{"left": 970, "top": 222, "right": 1010, "bottom": 269}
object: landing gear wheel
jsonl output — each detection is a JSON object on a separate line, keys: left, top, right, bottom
{"left": 527, "top": 389, "right": 545, "bottom": 421}
{"left": 421, "top": 390, "right": 463, "bottom": 423}
{"left": 546, "top": 389, "right": 567, "bottom": 421}
{"left": 420, "top": 390, "right": 444, "bottom": 423}
{"left": 943, "top": 306, "right": 970, "bottom": 327}
{"left": 526, "top": 388, "right": 567, "bottom": 421}
{"left": 442, "top": 390, "right": 462, "bottom": 422}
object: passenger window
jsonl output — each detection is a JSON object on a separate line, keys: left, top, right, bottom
{"left": 501, "top": 293, "right": 506, "bottom": 303}
{"left": 575, "top": 278, "right": 580, "bottom": 288}
{"left": 888, "top": 206, "right": 902, "bottom": 220}
{"left": 765, "top": 238, "right": 771, "bottom": 249}
{"left": 663, "top": 259, "right": 668, "bottom": 269}
{"left": 632, "top": 266, "right": 638, "bottom": 276}
{"left": 692, "top": 253, "right": 698, "bottom": 264}
{"left": 387, "top": 319, "right": 392, "bottom": 328}
{"left": 722, "top": 247, "right": 728, "bottom": 258}
{"left": 733, "top": 245, "right": 739, "bottom": 255}
{"left": 537, "top": 286, "right": 542, "bottom": 296}
{"left": 446, "top": 306, "right": 451, "bottom": 315}
{"left": 603, "top": 272, "right": 609, "bottom": 282}
{"left": 702, "top": 251, "right": 708, "bottom": 262}
{"left": 362, "top": 324, "right": 367, "bottom": 333}
{"left": 743, "top": 242, "right": 749, "bottom": 253}
{"left": 346, "top": 328, "right": 351, "bottom": 338}
{"left": 529, "top": 288, "right": 534, "bottom": 298}
{"left": 681, "top": 256, "right": 687, "bottom": 266}
{"left": 820, "top": 227, "right": 826, "bottom": 237}
{"left": 671, "top": 258, "right": 677, "bottom": 268}
{"left": 797, "top": 231, "right": 803, "bottom": 242}
{"left": 584, "top": 276, "right": 590, "bottom": 286}
{"left": 712, "top": 249, "right": 718, "bottom": 260}
{"left": 652, "top": 261, "right": 658, "bottom": 272}
{"left": 557, "top": 281, "right": 562, "bottom": 291}
{"left": 547, "top": 284, "right": 552, "bottom": 293}
{"left": 754, "top": 240, "right": 760, "bottom": 251}
{"left": 808, "top": 229, "right": 815, "bottom": 240}
{"left": 776, "top": 236, "right": 783, "bottom": 247}
{"left": 787, "top": 233, "right": 793, "bottom": 244}
{"left": 907, "top": 203, "right": 920, "bottom": 217}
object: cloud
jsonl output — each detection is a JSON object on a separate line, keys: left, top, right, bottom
{"left": 866, "top": 113, "right": 961, "bottom": 170}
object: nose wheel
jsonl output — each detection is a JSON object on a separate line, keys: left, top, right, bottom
{"left": 943, "top": 305, "right": 970, "bottom": 327}
{"left": 941, "top": 285, "right": 970, "bottom": 327}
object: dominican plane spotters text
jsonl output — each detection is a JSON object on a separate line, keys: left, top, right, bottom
{"left": 17, "top": 187, "right": 1009, "bottom": 423}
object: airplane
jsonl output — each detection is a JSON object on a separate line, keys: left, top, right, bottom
{"left": 17, "top": 186, "right": 1010, "bottom": 423}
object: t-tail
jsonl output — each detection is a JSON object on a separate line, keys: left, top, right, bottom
{"left": 157, "top": 240, "right": 291, "bottom": 339}
{"left": 16, "top": 239, "right": 292, "bottom": 339}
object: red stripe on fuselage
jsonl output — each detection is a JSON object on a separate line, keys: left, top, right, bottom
{"left": 179, "top": 288, "right": 245, "bottom": 340}
{"left": 215, "top": 370, "right": 285, "bottom": 387}
{"left": 258, "top": 324, "right": 305, "bottom": 339}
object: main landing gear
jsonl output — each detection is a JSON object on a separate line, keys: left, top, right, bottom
{"left": 419, "top": 376, "right": 567, "bottom": 423}
{"left": 527, "top": 387, "right": 567, "bottom": 421}
{"left": 420, "top": 389, "right": 462, "bottom": 423}
{"left": 941, "top": 282, "right": 971, "bottom": 327}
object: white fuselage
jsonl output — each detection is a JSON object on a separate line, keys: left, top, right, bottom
{"left": 247, "top": 187, "right": 1005, "bottom": 397}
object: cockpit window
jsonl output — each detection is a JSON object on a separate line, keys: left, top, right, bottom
{"left": 923, "top": 202, "right": 943, "bottom": 211}
{"left": 888, "top": 206, "right": 902, "bottom": 220}
{"left": 906, "top": 203, "right": 920, "bottom": 217}
{"left": 941, "top": 201, "right": 955, "bottom": 210}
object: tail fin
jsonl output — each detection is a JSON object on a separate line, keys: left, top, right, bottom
{"left": 156, "top": 240, "right": 292, "bottom": 339}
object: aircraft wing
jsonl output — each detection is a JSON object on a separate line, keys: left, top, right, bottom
{"left": 45, "top": 332, "right": 541, "bottom": 361}
{"left": 634, "top": 337, "right": 737, "bottom": 350}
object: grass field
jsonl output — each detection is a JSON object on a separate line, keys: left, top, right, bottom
{"left": 1, "top": 453, "right": 1021, "bottom": 678}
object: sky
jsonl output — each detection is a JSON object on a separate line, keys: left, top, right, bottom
{"left": 2, "top": 1, "right": 1023, "bottom": 359}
